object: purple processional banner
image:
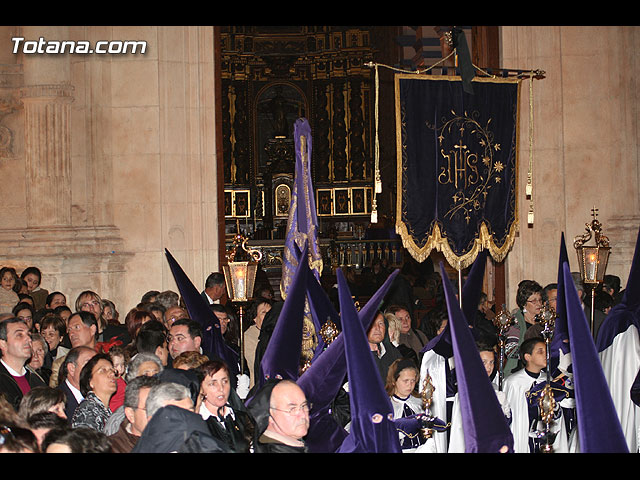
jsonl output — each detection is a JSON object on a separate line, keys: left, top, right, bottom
{"left": 395, "top": 74, "right": 521, "bottom": 270}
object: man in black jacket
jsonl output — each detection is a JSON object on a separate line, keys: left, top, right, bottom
{"left": 367, "top": 312, "right": 402, "bottom": 383}
{"left": 0, "top": 317, "right": 46, "bottom": 410}
{"left": 56, "top": 346, "right": 96, "bottom": 423}
{"left": 247, "top": 378, "right": 309, "bottom": 453}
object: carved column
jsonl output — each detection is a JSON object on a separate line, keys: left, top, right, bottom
{"left": 20, "top": 83, "right": 74, "bottom": 228}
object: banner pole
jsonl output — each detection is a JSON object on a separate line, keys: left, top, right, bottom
{"left": 458, "top": 268, "right": 463, "bottom": 308}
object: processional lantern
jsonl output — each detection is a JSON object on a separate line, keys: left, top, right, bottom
{"left": 573, "top": 206, "right": 610, "bottom": 336}
{"left": 223, "top": 233, "right": 262, "bottom": 303}
{"left": 222, "top": 233, "right": 262, "bottom": 371}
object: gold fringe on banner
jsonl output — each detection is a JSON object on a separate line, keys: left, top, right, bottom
{"left": 396, "top": 220, "right": 519, "bottom": 272}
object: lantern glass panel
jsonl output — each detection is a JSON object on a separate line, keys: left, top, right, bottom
{"left": 577, "top": 246, "right": 610, "bottom": 285}
{"left": 595, "top": 247, "right": 610, "bottom": 283}
{"left": 223, "top": 261, "right": 258, "bottom": 302}
{"left": 583, "top": 246, "right": 599, "bottom": 283}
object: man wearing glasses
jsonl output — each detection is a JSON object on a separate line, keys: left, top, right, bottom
{"left": 49, "top": 311, "right": 99, "bottom": 388}
{"left": 249, "top": 379, "right": 310, "bottom": 453}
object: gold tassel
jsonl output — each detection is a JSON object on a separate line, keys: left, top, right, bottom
{"left": 374, "top": 64, "right": 382, "bottom": 195}
{"left": 527, "top": 72, "right": 534, "bottom": 225}
{"left": 371, "top": 203, "right": 378, "bottom": 224}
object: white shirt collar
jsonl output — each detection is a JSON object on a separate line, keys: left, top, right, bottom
{"left": 0, "top": 359, "right": 26, "bottom": 377}
{"left": 199, "top": 402, "right": 234, "bottom": 422}
{"left": 204, "top": 292, "right": 221, "bottom": 305}
{"left": 65, "top": 378, "right": 84, "bottom": 402}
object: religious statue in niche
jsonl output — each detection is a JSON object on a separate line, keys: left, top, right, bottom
{"left": 266, "top": 86, "right": 290, "bottom": 138}
{"left": 256, "top": 83, "right": 307, "bottom": 225}
{"left": 257, "top": 83, "right": 307, "bottom": 165}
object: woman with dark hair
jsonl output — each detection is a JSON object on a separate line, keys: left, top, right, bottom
{"left": 0, "top": 266, "right": 20, "bottom": 314}
{"left": 123, "top": 307, "right": 154, "bottom": 345}
{"left": 44, "top": 291, "right": 66, "bottom": 311}
{"left": 71, "top": 353, "right": 117, "bottom": 432}
{"left": 195, "top": 359, "right": 255, "bottom": 453}
{"left": 12, "top": 302, "right": 35, "bottom": 332}
{"left": 503, "top": 280, "right": 544, "bottom": 377}
{"left": 515, "top": 280, "right": 544, "bottom": 320}
{"left": 40, "top": 313, "right": 69, "bottom": 365}
{"left": 20, "top": 266, "right": 49, "bottom": 312}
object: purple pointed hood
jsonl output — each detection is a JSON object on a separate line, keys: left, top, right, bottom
{"left": 561, "top": 261, "right": 628, "bottom": 452}
{"left": 164, "top": 249, "right": 239, "bottom": 377}
{"left": 257, "top": 242, "right": 310, "bottom": 387}
{"left": 440, "top": 261, "right": 514, "bottom": 453}
{"left": 334, "top": 268, "right": 401, "bottom": 453}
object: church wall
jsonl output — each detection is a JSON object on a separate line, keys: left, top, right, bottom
{"left": 0, "top": 26, "right": 221, "bottom": 317}
{"left": 1, "top": 25, "right": 638, "bottom": 318}
{"left": 501, "top": 26, "right": 640, "bottom": 308}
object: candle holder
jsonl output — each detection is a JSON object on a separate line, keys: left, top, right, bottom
{"left": 222, "top": 233, "right": 262, "bottom": 372}
{"left": 573, "top": 207, "right": 610, "bottom": 336}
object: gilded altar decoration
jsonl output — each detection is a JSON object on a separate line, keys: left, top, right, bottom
{"left": 395, "top": 74, "right": 521, "bottom": 270}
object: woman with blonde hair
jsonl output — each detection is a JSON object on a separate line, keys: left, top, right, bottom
{"left": 385, "top": 358, "right": 427, "bottom": 452}
{"left": 75, "top": 290, "right": 130, "bottom": 347}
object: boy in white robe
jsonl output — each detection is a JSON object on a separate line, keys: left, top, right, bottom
{"left": 504, "top": 337, "right": 569, "bottom": 453}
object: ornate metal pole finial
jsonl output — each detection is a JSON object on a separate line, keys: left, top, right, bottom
{"left": 420, "top": 373, "right": 436, "bottom": 439}
{"left": 492, "top": 305, "right": 516, "bottom": 391}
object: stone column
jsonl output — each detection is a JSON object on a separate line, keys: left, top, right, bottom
{"left": 20, "top": 83, "right": 74, "bottom": 227}
{"left": 0, "top": 26, "right": 132, "bottom": 310}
